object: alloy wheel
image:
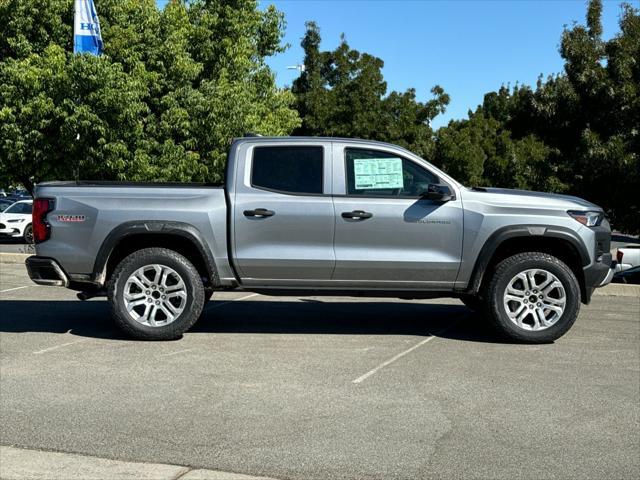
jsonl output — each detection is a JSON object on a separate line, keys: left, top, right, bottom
{"left": 123, "top": 264, "right": 187, "bottom": 327}
{"left": 503, "top": 268, "right": 566, "bottom": 331}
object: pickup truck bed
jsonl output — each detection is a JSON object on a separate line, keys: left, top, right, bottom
{"left": 30, "top": 182, "right": 234, "bottom": 286}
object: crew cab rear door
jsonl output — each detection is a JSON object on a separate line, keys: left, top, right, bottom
{"left": 230, "top": 141, "right": 335, "bottom": 284}
{"left": 331, "top": 142, "right": 464, "bottom": 288}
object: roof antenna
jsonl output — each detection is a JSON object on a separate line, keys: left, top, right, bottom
{"left": 244, "top": 132, "right": 263, "bottom": 137}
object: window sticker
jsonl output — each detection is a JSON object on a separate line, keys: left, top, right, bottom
{"left": 353, "top": 157, "right": 403, "bottom": 190}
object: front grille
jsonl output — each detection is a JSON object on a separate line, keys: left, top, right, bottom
{"left": 0, "top": 223, "right": 5, "bottom": 229}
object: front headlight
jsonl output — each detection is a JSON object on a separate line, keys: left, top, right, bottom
{"left": 567, "top": 210, "right": 604, "bottom": 227}
{"left": 7, "top": 218, "right": 25, "bottom": 223}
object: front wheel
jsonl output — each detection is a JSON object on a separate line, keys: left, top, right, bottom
{"left": 484, "top": 252, "right": 581, "bottom": 343}
{"left": 108, "top": 247, "right": 205, "bottom": 340}
{"left": 23, "top": 224, "right": 33, "bottom": 243}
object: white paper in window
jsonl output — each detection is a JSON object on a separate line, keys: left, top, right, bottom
{"left": 353, "top": 157, "right": 403, "bottom": 190}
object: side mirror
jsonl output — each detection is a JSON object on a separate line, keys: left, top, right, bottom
{"left": 422, "top": 183, "right": 453, "bottom": 202}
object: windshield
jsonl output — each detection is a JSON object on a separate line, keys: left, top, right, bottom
{"left": 4, "top": 202, "right": 32, "bottom": 214}
{"left": 0, "top": 201, "right": 14, "bottom": 212}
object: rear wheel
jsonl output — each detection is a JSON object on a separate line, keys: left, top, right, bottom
{"left": 483, "top": 252, "right": 580, "bottom": 343}
{"left": 108, "top": 247, "right": 205, "bottom": 340}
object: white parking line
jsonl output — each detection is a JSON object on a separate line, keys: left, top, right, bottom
{"left": 159, "top": 348, "right": 194, "bottom": 357}
{"left": 33, "top": 339, "right": 88, "bottom": 355}
{"left": 205, "top": 293, "right": 259, "bottom": 311}
{"left": 352, "top": 318, "right": 465, "bottom": 384}
{"left": 0, "top": 285, "right": 30, "bottom": 294}
{"left": 352, "top": 336, "right": 437, "bottom": 384}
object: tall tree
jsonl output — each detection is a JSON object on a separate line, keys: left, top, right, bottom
{"left": 434, "top": 0, "right": 638, "bottom": 232}
{"left": 557, "top": 0, "right": 639, "bottom": 232}
{"left": 292, "top": 21, "right": 448, "bottom": 159}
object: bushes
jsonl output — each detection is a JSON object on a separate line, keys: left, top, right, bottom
{"left": 0, "top": 0, "right": 300, "bottom": 191}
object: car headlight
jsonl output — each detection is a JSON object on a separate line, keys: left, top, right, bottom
{"left": 7, "top": 219, "right": 25, "bottom": 223}
{"left": 567, "top": 210, "right": 604, "bottom": 227}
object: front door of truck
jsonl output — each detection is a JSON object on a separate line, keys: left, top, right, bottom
{"left": 231, "top": 143, "right": 335, "bottom": 285}
{"left": 331, "top": 145, "right": 463, "bottom": 288}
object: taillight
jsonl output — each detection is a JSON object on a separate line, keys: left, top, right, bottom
{"left": 33, "top": 198, "right": 55, "bottom": 243}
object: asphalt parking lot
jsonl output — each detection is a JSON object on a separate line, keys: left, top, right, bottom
{"left": 1, "top": 260, "right": 639, "bottom": 480}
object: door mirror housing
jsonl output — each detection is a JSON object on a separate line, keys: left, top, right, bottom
{"left": 422, "top": 183, "right": 453, "bottom": 202}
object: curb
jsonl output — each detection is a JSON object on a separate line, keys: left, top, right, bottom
{"left": 0, "top": 252, "right": 31, "bottom": 264}
{"left": 0, "top": 445, "right": 279, "bottom": 480}
{"left": 594, "top": 283, "right": 640, "bottom": 297}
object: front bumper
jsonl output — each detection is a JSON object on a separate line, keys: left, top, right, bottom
{"left": 583, "top": 252, "right": 615, "bottom": 302}
{"left": 0, "top": 227, "right": 22, "bottom": 237}
{"left": 25, "top": 256, "right": 69, "bottom": 287}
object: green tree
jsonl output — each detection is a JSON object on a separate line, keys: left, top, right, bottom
{"left": 292, "top": 21, "right": 448, "bottom": 159}
{"left": 557, "top": 0, "right": 639, "bottom": 232}
{"left": 434, "top": 0, "right": 638, "bottom": 232}
{"left": 433, "top": 111, "right": 557, "bottom": 192}
{"left": 0, "top": 0, "right": 300, "bottom": 192}
{"left": 0, "top": 43, "right": 151, "bottom": 192}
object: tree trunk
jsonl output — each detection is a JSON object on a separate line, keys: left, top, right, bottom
{"left": 20, "top": 177, "right": 35, "bottom": 197}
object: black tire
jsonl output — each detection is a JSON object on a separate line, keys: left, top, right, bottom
{"left": 483, "top": 252, "right": 580, "bottom": 343}
{"left": 460, "top": 295, "right": 483, "bottom": 312}
{"left": 23, "top": 224, "right": 33, "bottom": 243}
{"left": 108, "top": 247, "right": 205, "bottom": 340}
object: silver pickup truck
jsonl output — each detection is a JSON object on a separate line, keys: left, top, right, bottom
{"left": 26, "top": 136, "right": 615, "bottom": 343}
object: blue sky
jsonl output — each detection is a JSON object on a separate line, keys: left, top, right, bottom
{"left": 157, "top": 0, "right": 624, "bottom": 128}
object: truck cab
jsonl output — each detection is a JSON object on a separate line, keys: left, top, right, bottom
{"left": 227, "top": 138, "right": 463, "bottom": 290}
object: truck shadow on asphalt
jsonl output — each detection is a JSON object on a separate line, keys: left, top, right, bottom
{"left": 0, "top": 299, "right": 512, "bottom": 344}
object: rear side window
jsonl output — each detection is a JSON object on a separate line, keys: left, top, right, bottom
{"left": 251, "top": 146, "right": 324, "bottom": 195}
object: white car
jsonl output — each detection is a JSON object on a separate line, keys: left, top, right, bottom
{"left": 615, "top": 246, "right": 640, "bottom": 273}
{"left": 0, "top": 200, "right": 33, "bottom": 243}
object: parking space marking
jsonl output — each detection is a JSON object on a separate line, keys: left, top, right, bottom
{"left": 352, "top": 336, "right": 437, "bottom": 384}
{"left": 159, "top": 348, "right": 194, "bottom": 357}
{"left": 352, "top": 317, "right": 465, "bottom": 384}
{"left": 0, "top": 285, "right": 30, "bottom": 294}
{"left": 205, "top": 293, "right": 259, "bottom": 311}
{"left": 33, "top": 339, "right": 88, "bottom": 355}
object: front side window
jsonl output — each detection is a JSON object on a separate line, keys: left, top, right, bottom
{"left": 251, "top": 146, "right": 324, "bottom": 195}
{"left": 345, "top": 148, "right": 438, "bottom": 197}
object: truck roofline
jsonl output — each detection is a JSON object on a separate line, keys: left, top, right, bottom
{"left": 230, "top": 136, "right": 465, "bottom": 190}
{"left": 231, "top": 136, "right": 416, "bottom": 153}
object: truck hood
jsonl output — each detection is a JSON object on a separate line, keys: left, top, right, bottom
{"left": 466, "top": 187, "right": 602, "bottom": 210}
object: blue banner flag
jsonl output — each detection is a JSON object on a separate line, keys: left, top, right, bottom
{"left": 74, "top": 0, "right": 103, "bottom": 55}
